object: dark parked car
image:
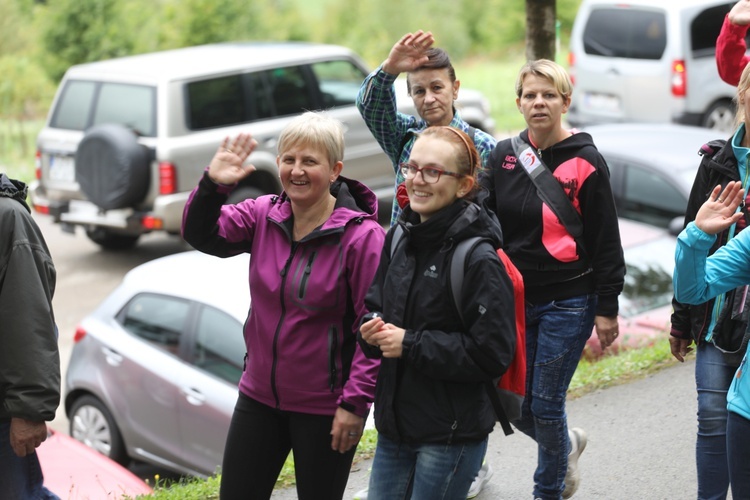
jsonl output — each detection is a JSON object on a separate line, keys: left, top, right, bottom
{"left": 582, "top": 123, "right": 720, "bottom": 230}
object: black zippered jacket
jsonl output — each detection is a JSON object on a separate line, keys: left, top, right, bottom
{"left": 670, "top": 137, "right": 747, "bottom": 344}
{"left": 359, "top": 199, "right": 516, "bottom": 444}
{"left": 0, "top": 174, "right": 60, "bottom": 422}
{"left": 480, "top": 130, "right": 624, "bottom": 317}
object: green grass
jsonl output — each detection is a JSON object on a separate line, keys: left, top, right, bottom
{"left": 455, "top": 54, "right": 529, "bottom": 136}
{"left": 569, "top": 337, "right": 678, "bottom": 399}
{"left": 0, "top": 119, "right": 43, "bottom": 184}
{"left": 133, "top": 340, "right": 678, "bottom": 499}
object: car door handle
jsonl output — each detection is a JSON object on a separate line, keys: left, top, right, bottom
{"left": 101, "top": 347, "right": 123, "bottom": 366}
{"left": 181, "top": 387, "right": 206, "bottom": 406}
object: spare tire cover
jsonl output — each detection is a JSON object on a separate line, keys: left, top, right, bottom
{"left": 75, "top": 124, "right": 150, "bottom": 210}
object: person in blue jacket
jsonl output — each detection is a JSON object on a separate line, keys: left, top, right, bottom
{"left": 674, "top": 179, "right": 750, "bottom": 499}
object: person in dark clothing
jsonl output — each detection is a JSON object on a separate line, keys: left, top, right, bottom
{"left": 479, "top": 59, "right": 625, "bottom": 500}
{"left": 0, "top": 174, "right": 60, "bottom": 499}
{"left": 359, "top": 126, "right": 516, "bottom": 499}
{"left": 670, "top": 61, "right": 750, "bottom": 500}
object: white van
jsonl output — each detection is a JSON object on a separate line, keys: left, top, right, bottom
{"left": 568, "top": 0, "right": 749, "bottom": 132}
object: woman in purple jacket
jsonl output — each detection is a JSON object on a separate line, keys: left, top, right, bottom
{"left": 182, "top": 112, "right": 385, "bottom": 500}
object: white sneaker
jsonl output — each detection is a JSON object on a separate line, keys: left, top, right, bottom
{"left": 562, "top": 427, "right": 587, "bottom": 499}
{"left": 467, "top": 461, "right": 493, "bottom": 498}
{"left": 352, "top": 487, "right": 368, "bottom": 500}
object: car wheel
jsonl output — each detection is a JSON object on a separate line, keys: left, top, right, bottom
{"left": 69, "top": 395, "right": 128, "bottom": 465}
{"left": 75, "top": 124, "right": 150, "bottom": 210}
{"left": 85, "top": 228, "right": 141, "bottom": 251}
{"left": 702, "top": 100, "right": 736, "bottom": 133}
{"left": 226, "top": 186, "right": 265, "bottom": 205}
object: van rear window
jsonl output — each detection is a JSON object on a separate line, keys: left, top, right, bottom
{"left": 583, "top": 8, "right": 666, "bottom": 60}
{"left": 691, "top": 4, "right": 734, "bottom": 56}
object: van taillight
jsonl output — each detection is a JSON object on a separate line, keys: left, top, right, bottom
{"left": 568, "top": 52, "right": 576, "bottom": 87}
{"left": 159, "top": 162, "right": 176, "bottom": 195}
{"left": 35, "top": 150, "right": 42, "bottom": 180}
{"left": 671, "top": 60, "right": 686, "bottom": 97}
{"left": 73, "top": 326, "right": 87, "bottom": 343}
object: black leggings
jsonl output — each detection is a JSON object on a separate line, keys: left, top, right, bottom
{"left": 219, "top": 392, "right": 357, "bottom": 500}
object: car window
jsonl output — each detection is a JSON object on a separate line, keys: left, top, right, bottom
{"left": 310, "top": 60, "right": 368, "bottom": 107}
{"left": 611, "top": 159, "right": 687, "bottom": 228}
{"left": 193, "top": 306, "right": 245, "bottom": 384}
{"left": 691, "top": 3, "right": 738, "bottom": 57}
{"left": 92, "top": 83, "right": 156, "bottom": 137}
{"left": 583, "top": 8, "right": 666, "bottom": 59}
{"left": 118, "top": 293, "right": 190, "bottom": 354}
{"left": 50, "top": 80, "right": 96, "bottom": 130}
{"left": 187, "top": 74, "right": 247, "bottom": 130}
{"left": 268, "top": 65, "right": 315, "bottom": 117}
{"left": 50, "top": 80, "right": 156, "bottom": 137}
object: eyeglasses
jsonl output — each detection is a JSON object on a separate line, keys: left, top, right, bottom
{"left": 399, "top": 163, "right": 463, "bottom": 184}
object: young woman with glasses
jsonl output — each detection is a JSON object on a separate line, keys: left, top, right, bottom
{"left": 358, "top": 126, "right": 516, "bottom": 499}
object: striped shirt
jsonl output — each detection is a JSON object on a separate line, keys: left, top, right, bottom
{"left": 356, "top": 66, "right": 497, "bottom": 225}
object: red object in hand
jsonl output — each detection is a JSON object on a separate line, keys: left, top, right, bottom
{"left": 396, "top": 182, "right": 409, "bottom": 209}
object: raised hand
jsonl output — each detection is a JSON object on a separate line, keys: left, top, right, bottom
{"left": 730, "top": 0, "right": 750, "bottom": 26}
{"left": 382, "top": 30, "right": 436, "bottom": 76}
{"left": 695, "top": 181, "right": 745, "bottom": 235}
{"left": 207, "top": 133, "right": 258, "bottom": 186}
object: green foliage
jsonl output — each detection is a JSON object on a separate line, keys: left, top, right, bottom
{"left": 39, "top": 0, "right": 137, "bottom": 82}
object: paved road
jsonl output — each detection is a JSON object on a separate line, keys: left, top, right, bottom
{"left": 274, "top": 359, "right": 705, "bottom": 500}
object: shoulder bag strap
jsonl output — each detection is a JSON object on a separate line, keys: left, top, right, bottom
{"left": 511, "top": 135, "right": 588, "bottom": 259}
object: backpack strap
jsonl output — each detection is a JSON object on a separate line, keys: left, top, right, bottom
{"left": 510, "top": 135, "right": 591, "bottom": 268}
{"left": 449, "top": 236, "right": 483, "bottom": 324}
{"left": 390, "top": 224, "right": 404, "bottom": 259}
{"left": 449, "top": 236, "right": 516, "bottom": 435}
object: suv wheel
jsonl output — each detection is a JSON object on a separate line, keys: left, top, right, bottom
{"left": 69, "top": 395, "right": 128, "bottom": 465}
{"left": 85, "top": 228, "right": 141, "bottom": 251}
{"left": 702, "top": 100, "right": 735, "bottom": 133}
{"left": 75, "top": 124, "right": 150, "bottom": 210}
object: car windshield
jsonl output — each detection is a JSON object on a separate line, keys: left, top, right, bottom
{"left": 620, "top": 236, "right": 676, "bottom": 318}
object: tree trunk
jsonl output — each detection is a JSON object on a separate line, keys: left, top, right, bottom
{"left": 526, "top": 0, "right": 557, "bottom": 61}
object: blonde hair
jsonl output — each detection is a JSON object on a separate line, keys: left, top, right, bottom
{"left": 515, "top": 59, "right": 572, "bottom": 101}
{"left": 734, "top": 63, "right": 750, "bottom": 129}
{"left": 277, "top": 111, "right": 345, "bottom": 165}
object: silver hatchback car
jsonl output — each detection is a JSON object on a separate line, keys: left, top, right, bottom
{"left": 65, "top": 250, "right": 249, "bottom": 477}
{"left": 31, "top": 42, "right": 494, "bottom": 250}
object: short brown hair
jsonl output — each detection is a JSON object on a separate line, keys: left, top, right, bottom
{"left": 406, "top": 48, "right": 456, "bottom": 94}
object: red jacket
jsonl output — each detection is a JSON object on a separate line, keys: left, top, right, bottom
{"left": 716, "top": 14, "right": 750, "bottom": 86}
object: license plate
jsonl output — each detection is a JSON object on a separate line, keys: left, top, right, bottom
{"left": 49, "top": 155, "right": 75, "bottom": 182}
{"left": 582, "top": 92, "right": 621, "bottom": 114}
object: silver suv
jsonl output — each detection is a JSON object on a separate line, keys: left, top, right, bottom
{"left": 31, "top": 42, "right": 494, "bottom": 249}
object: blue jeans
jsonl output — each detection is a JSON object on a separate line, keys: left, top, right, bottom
{"left": 367, "top": 434, "right": 487, "bottom": 499}
{"left": 695, "top": 342, "right": 744, "bottom": 500}
{"left": 0, "top": 420, "right": 60, "bottom": 500}
{"left": 513, "top": 294, "right": 596, "bottom": 500}
{"left": 726, "top": 410, "right": 750, "bottom": 500}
